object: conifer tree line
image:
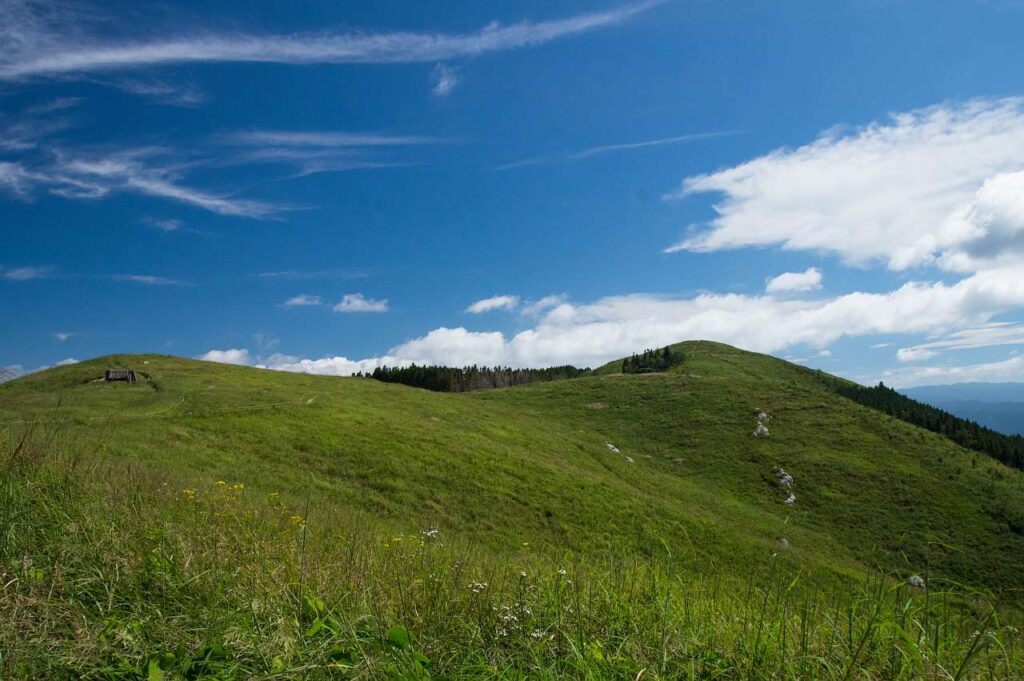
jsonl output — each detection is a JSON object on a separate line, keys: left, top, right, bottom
{"left": 832, "top": 380, "right": 1024, "bottom": 470}
{"left": 622, "top": 346, "right": 684, "bottom": 374}
{"left": 360, "top": 364, "right": 588, "bottom": 393}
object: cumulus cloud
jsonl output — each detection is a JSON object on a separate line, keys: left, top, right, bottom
{"left": 431, "top": 63, "right": 459, "bottom": 96}
{"left": 665, "top": 98, "right": 1024, "bottom": 271}
{"left": 334, "top": 293, "right": 388, "bottom": 313}
{"left": 466, "top": 295, "right": 519, "bottom": 314}
{"left": 0, "top": 1, "right": 657, "bottom": 79}
{"left": 282, "top": 294, "right": 322, "bottom": 307}
{"left": 198, "top": 348, "right": 252, "bottom": 365}
{"left": 236, "top": 265, "right": 1024, "bottom": 375}
{"left": 765, "top": 267, "right": 822, "bottom": 294}
{"left": 896, "top": 347, "right": 938, "bottom": 362}
{"left": 260, "top": 353, "right": 405, "bottom": 376}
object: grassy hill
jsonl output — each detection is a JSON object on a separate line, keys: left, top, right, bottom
{"left": 3, "top": 341, "right": 1024, "bottom": 678}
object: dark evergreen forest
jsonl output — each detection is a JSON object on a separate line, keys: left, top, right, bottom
{"left": 622, "top": 346, "right": 684, "bottom": 374}
{"left": 364, "top": 364, "right": 588, "bottom": 393}
{"left": 833, "top": 380, "right": 1024, "bottom": 470}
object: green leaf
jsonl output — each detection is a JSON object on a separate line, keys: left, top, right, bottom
{"left": 386, "top": 626, "right": 412, "bottom": 649}
{"left": 147, "top": 659, "right": 165, "bottom": 681}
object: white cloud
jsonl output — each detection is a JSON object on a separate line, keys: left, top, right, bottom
{"left": 110, "top": 274, "right": 187, "bottom": 286}
{"left": 0, "top": 364, "right": 25, "bottom": 383}
{"left": 3, "top": 265, "right": 53, "bottom": 281}
{"left": 218, "top": 129, "right": 443, "bottom": 177}
{"left": 431, "top": 63, "right": 459, "bottom": 96}
{"left": 145, "top": 217, "right": 183, "bottom": 232}
{"left": 870, "top": 342, "right": 893, "bottom": 349}
{"left": 466, "top": 294, "right": 519, "bottom": 314}
{"left": 54, "top": 357, "right": 77, "bottom": 366}
{"left": 392, "top": 327, "right": 508, "bottom": 366}
{"left": 895, "top": 323, "right": 1024, "bottom": 362}
{"left": 765, "top": 267, "right": 822, "bottom": 294}
{"left": 282, "top": 294, "right": 322, "bottom": 307}
{"left": 896, "top": 347, "right": 938, "bottom": 362}
{"left": 1, "top": 2, "right": 657, "bottom": 79}
{"left": 54, "top": 331, "right": 73, "bottom": 341}
{"left": 883, "top": 356, "right": 1024, "bottom": 388}
{"left": 497, "top": 131, "right": 734, "bottom": 170}
{"left": 244, "top": 265, "right": 1024, "bottom": 374}
{"left": 261, "top": 353, "right": 404, "bottom": 376}
{"left": 198, "top": 348, "right": 252, "bottom": 365}
{"left": 220, "top": 131, "right": 443, "bottom": 147}
{"left": 0, "top": 149, "right": 279, "bottom": 217}
{"left": 936, "top": 169, "right": 1024, "bottom": 272}
{"left": 521, "top": 294, "right": 568, "bottom": 316}
{"left": 665, "top": 98, "right": 1024, "bottom": 271}
{"left": 113, "top": 79, "right": 204, "bottom": 106}
{"left": 334, "top": 293, "right": 388, "bottom": 313}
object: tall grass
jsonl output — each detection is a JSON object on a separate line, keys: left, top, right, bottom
{"left": 2, "top": 430, "right": 1022, "bottom": 679}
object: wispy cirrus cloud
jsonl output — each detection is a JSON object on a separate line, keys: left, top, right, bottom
{"left": 431, "top": 63, "right": 459, "bottom": 96}
{"left": 258, "top": 268, "right": 369, "bottom": 281}
{"left": 882, "top": 356, "right": 1024, "bottom": 388}
{"left": 112, "top": 79, "right": 205, "bottom": 106}
{"left": 217, "top": 129, "right": 448, "bottom": 177}
{"left": 110, "top": 274, "right": 189, "bottom": 286}
{"left": 0, "top": 148, "right": 281, "bottom": 217}
{"left": 2, "top": 265, "right": 54, "bottom": 281}
{"left": 0, "top": 1, "right": 659, "bottom": 79}
{"left": 496, "top": 131, "right": 736, "bottom": 170}
{"left": 219, "top": 131, "right": 445, "bottom": 148}
{"left": 896, "top": 323, "right": 1024, "bottom": 362}
{"left": 282, "top": 294, "right": 323, "bottom": 307}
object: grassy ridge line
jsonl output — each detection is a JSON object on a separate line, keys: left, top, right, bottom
{"left": 3, "top": 439, "right": 1021, "bottom": 680}
{"left": 1, "top": 342, "right": 1024, "bottom": 598}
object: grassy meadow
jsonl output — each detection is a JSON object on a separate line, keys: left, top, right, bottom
{"left": 2, "top": 341, "right": 1023, "bottom": 678}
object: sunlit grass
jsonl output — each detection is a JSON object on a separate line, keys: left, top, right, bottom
{"left": 3, "top": 435, "right": 1022, "bottom": 679}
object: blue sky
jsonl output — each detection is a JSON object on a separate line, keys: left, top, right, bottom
{"left": 4, "top": 0, "right": 1024, "bottom": 386}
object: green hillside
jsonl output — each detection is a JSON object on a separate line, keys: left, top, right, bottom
{"left": 3, "top": 341, "right": 1024, "bottom": 678}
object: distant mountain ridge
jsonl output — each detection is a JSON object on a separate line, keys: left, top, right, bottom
{"left": 902, "top": 382, "right": 1024, "bottom": 436}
